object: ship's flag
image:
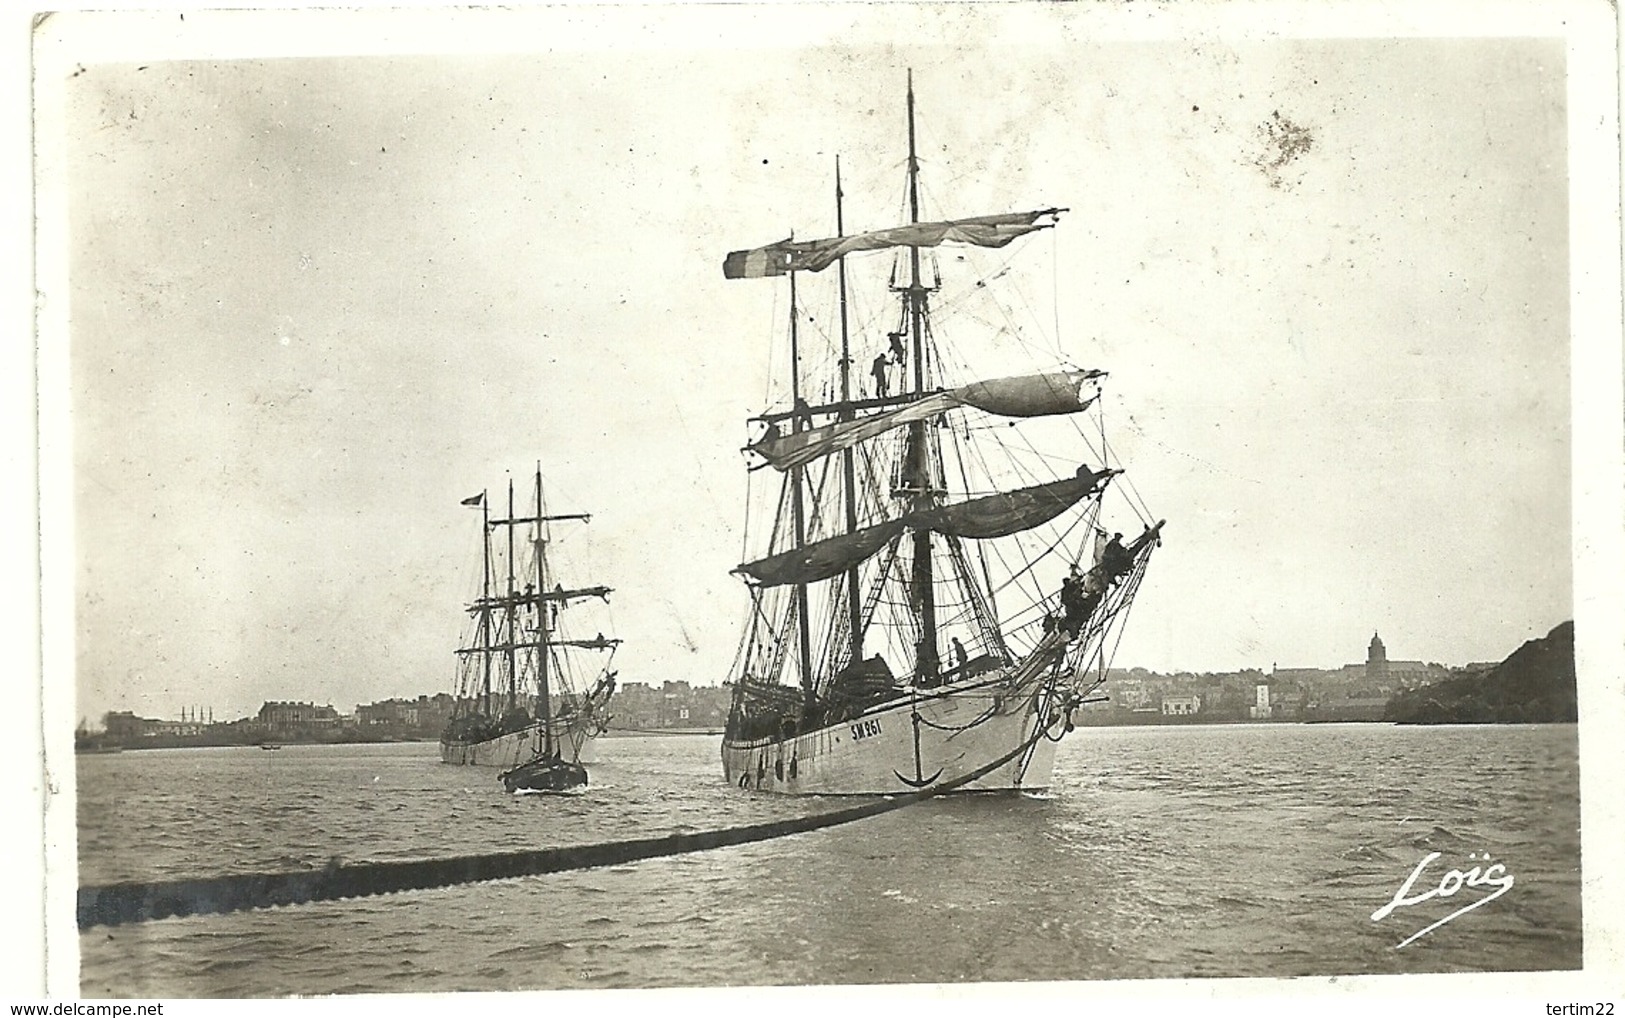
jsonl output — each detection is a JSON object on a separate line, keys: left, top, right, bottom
{"left": 723, "top": 210, "right": 1064, "bottom": 279}
{"left": 723, "top": 238, "right": 796, "bottom": 279}
{"left": 460, "top": 493, "right": 485, "bottom": 506}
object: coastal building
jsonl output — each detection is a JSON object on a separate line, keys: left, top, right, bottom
{"left": 1367, "top": 632, "right": 1389, "bottom": 682}
{"left": 609, "top": 681, "right": 729, "bottom": 730}
{"left": 257, "top": 701, "right": 341, "bottom": 733}
{"left": 103, "top": 710, "right": 150, "bottom": 739}
{"left": 1250, "top": 684, "right": 1271, "bottom": 720}
{"left": 101, "top": 710, "right": 210, "bottom": 738}
{"left": 355, "top": 693, "right": 457, "bottom": 733}
{"left": 1161, "top": 694, "right": 1200, "bottom": 716}
{"left": 1362, "top": 633, "right": 1444, "bottom": 691}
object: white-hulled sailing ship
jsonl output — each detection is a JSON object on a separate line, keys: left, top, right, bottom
{"left": 439, "top": 465, "right": 618, "bottom": 779}
{"left": 719, "top": 74, "right": 1164, "bottom": 796}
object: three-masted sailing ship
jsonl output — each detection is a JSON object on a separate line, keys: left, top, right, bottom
{"left": 439, "top": 465, "right": 618, "bottom": 782}
{"left": 719, "top": 75, "right": 1164, "bottom": 795}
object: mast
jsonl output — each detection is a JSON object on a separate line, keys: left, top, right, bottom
{"left": 505, "top": 478, "right": 517, "bottom": 713}
{"left": 789, "top": 271, "right": 814, "bottom": 707}
{"left": 903, "top": 69, "right": 939, "bottom": 684}
{"left": 480, "top": 491, "right": 493, "bottom": 717}
{"left": 836, "top": 156, "right": 862, "bottom": 665}
{"left": 534, "top": 465, "right": 554, "bottom": 757}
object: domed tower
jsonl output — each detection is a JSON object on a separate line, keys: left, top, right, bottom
{"left": 1367, "top": 632, "right": 1389, "bottom": 683}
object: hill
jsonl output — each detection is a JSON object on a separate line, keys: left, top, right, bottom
{"left": 1383, "top": 621, "right": 1576, "bottom": 724}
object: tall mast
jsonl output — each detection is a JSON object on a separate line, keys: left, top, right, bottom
{"left": 534, "top": 464, "right": 553, "bottom": 757}
{"left": 479, "top": 491, "right": 493, "bottom": 717}
{"left": 505, "top": 478, "right": 517, "bottom": 713}
{"left": 789, "top": 271, "right": 814, "bottom": 706}
{"left": 904, "top": 69, "right": 939, "bottom": 684}
{"left": 836, "top": 156, "right": 862, "bottom": 664}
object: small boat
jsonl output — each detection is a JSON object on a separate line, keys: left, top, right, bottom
{"left": 500, "top": 753, "right": 589, "bottom": 794}
{"left": 259, "top": 744, "right": 283, "bottom": 751}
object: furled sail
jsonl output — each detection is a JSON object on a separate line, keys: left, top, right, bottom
{"left": 749, "top": 369, "right": 1103, "bottom": 471}
{"left": 751, "top": 392, "right": 959, "bottom": 471}
{"left": 541, "top": 585, "right": 612, "bottom": 602}
{"left": 553, "top": 635, "right": 623, "bottom": 650}
{"left": 723, "top": 209, "right": 1064, "bottom": 279}
{"left": 734, "top": 519, "right": 906, "bottom": 587}
{"left": 736, "top": 470, "right": 1112, "bottom": 587}
{"left": 911, "top": 471, "right": 1106, "bottom": 540}
{"left": 954, "top": 371, "right": 1104, "bottom": 418}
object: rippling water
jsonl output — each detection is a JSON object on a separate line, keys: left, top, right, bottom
{"left": 76, "top": 724, "right": 1581, "bottom": 996}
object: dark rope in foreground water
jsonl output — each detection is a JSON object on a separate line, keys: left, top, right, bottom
{"left": 78, "top": 716, "right": 1056, "bottom": 930}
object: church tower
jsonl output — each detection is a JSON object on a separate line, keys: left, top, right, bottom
{"left": 1367, "top": 632, "right": 1389, "bottom": 683}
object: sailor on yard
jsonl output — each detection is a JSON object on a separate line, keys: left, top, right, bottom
{"left": 1060, "top": 564, "right": 1086, "bottom": 634}
{"left": 1102, "top": 532, "right": 1131, "bottom": 580}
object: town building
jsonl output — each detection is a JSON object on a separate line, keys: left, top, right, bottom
{"left": 609, "top": 681, "right": 729, "bottom": 730}
{"left": 355, "top": 693, "right": 457, "bottom": 733}
{"left": 1161, "top": 694, "right": 1200, "bottom": 716}
{"left": 257, "top": 701, "right": 341, "bottom": 734}
{"left": 101, "top": 710, "right": 210, "bottom": 738}
{"left": 1250, "top": 684, "right": 1271, "bottom": 720}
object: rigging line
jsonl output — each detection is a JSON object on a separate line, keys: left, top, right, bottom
{"left": 724, "top": 585, "right": 762, "bottom": 684}
{"left": 1094, "top": 559, "right": 1150, "bottom": 683}
{"left": 76, "top": 711, "right": 1061, "bottom": 932}
{"left": 1000, "top": 501, "right": 1106, "bottom": 636}
{"left": 1051, "top": 225, "right": 1063, "bottom": 360}
{"left": 927, "top": 303, "right": 1017, "bottom": 353}
{"left": 1096, "top": 427, "right": 1154, "bottom": 525}
{"left": 1096, "top": 391, "right": 1113, "bottom": 474}
{"left": 768, "top": 595, "right": 798, "bottom": 688}
{"left": 931, "top": 249, "right": 1062, "bottom": 368}
{"left": 944, "top": 410, "right": 1002, "bottom": 646}
{"left": 987, "top": 504, "right": 1089, "bottom": 601}
{"left": 927, "top": 251, "right": 1021, "bottom": 318}
{"left": 990, "top": 242, "right": 1055, "bottom": 357}
{"left": 762, "top": 279, "right": 784, "bottom": 410}
{"left": 953, "top": 428, "right": 1057, "bottom": 616}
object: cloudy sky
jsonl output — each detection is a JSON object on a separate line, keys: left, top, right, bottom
{"left": 40, "top": 6, "right": 1587, "bottom": 724}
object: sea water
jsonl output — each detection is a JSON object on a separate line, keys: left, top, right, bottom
{"left": 75, "top": 724, "right": 1581, "bottom": 996}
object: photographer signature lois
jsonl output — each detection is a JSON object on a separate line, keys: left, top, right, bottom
{"left": 1371, "top": 851, "right": 1514, "bottom": 948}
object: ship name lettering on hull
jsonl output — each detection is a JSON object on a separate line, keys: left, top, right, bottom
{"left": 850, "top": 718, "right": 883, "bottom": 741}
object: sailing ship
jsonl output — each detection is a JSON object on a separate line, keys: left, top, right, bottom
{"left": 439, "top": 465, "right": 618, "bottom": 780}
{"left": 718, "top": 74, "right": 1164, "bottom": 795}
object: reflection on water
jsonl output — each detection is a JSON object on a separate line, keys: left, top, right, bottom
{"left": 77, "top": 724, "right": 1581, "bottom": 995}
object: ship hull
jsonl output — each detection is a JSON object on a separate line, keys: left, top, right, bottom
{"left": 440, "top": 721, "right": 600, "bottom": 767}
{"left": 722, "top": 662, "right": 1070, "bottom": 796}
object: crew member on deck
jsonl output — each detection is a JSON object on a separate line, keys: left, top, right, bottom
{"left": 951, "top": 637, "right": 968, "bottom": 671}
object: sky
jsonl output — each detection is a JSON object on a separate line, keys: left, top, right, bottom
{"left": 41, "top": 7, "right": 1585, "bottom": 724}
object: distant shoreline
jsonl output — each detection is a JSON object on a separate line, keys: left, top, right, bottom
{"left": 73, "top": 727, "right": 734, "bottom": 753}
{"left": 75, "top": 716, "right": 1584, "bottom": 754}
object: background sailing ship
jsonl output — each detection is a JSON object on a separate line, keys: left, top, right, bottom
{"left": 439, "top": 466, "right": 618, "bottom": 773}
{"left": 720, "top": 75, "right": 1164, "bottom": 795}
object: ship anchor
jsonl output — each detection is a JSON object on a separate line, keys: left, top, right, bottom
{"left": 893, "top": 708, "right": 943, "bottom": 788}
